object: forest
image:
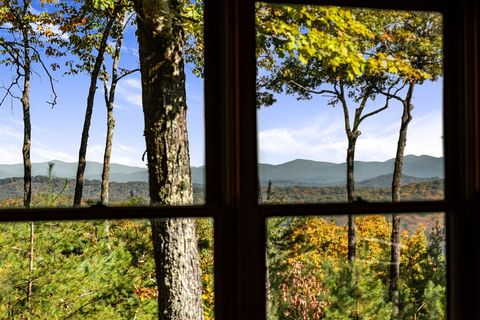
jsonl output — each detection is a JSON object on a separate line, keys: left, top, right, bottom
{"left": 0, "top": 1, "right": 444, "bottom": 319}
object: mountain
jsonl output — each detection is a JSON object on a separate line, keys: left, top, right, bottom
{"left": 0, "top": 161, "right": 205, "bottom": 184}
{"left": 0, "top": 155, "right": 442, "bottom": 187}
{"left": 259, "top": 155, "right": 444, "bottom": 186}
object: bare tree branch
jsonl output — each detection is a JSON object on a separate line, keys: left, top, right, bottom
{"left": 115, "top": 67, "right": 140, "bottom": 83}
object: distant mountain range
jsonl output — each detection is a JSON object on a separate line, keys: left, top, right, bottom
{"left": 259, "top": 155, "right": 444, "bottom": 186}
{"left": 0, "top": 154, "right": 443, "bottom": 187}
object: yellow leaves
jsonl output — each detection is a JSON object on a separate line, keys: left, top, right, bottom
{"left": 298, "top": 54, "right": 308, "bottom": 65}
{"left": 44, "top": 28, "right": 55, "bottom": 37}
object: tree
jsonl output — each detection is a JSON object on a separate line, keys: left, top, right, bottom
{"left": 256, "top": 4, "right": 396, "bottom": 261}
{"left": 370, "top": 12, "right": 442, "bottom": 319}
{"left": 65, "top": 1, "right": 124, "bottom": 207}
{"left": 323, "top": 260, "right": 391, "bottom": 320}
{"left": 132, "top": 0, "right": 204, "bottom": 318}
{"left": 0, "top": 2, "right": 61, "bottom": 312}
{"left": 100, "top": 12, "right": 139, "bottom": 205}
{"left": 0, "top": 0, "right": 59, "bottom": 209}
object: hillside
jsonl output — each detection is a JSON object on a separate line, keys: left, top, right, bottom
{"left": 0, "top": 161, "right": 204, "bottom": 184}
{"left": 259, "top": 155, "right": 444, "bottom": 186}
{"left": 0, "top": 155, "right": 442, "bottom": 187}
{"left": 0, "top": 175, "right": 443, "bottom": 206}
{"left": 0, "top": 176, "right": 205, "bottom": 205}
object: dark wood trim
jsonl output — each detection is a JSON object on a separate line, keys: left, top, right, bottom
{"left": 255, "top": 0, "right": 447, "bottom": 12}
{"left": 447, "top": 2, "right": 480, "bottom": 319}
{"left": 0, "top": 205, "right": 221, "bottom": 222}
{"left": 259, "top": 201, "right": 454, "bottom": 217}
{"left": 232, "top": 0, "right": 266, "bottom": 319}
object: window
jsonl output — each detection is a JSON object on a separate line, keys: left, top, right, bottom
{"left": 0, "top": 0, "right": 478, "bottom": 319}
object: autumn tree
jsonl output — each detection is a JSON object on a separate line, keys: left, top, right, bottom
{"left": 369, "top": 12, "right": 443, "bottom": 319}
{"left": 256, "top": 4, "right": 397, "bottom": 261}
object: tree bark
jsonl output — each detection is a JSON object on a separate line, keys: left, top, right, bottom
{"left": 100, "top": 95, "right": 115, "bottom": 205}
{"left": 338, "top": 83, "right": 365, "bottom": 262}
{"left": 73, "top": 11, "right": 117, "bottom": 207}
{"left": 27, "top": 221, "right": 34, "bottom": 313}
{"left": 101, "top": 15, "right": 125, "bottom": 205}
{"left": 134, "top": 1, "right": 204, "bottom": 318}
{"left": 346, "top": 136, "right": 358, "bottom": 261}
{"left": 390, "top": 82, "right": 415, "bottom": 320}
{"left": 21, "top": 28, "right": 31, "bottom": 209}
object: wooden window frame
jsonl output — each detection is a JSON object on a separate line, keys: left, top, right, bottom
{"left": 0, "top": 0, "right": 479, "bottom": 319}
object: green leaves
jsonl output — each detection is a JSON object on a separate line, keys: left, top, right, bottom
{"left": 90, "top": 0, "right": 116, "bottom": 11}
{"left": 256, "top": 4, "right": 443, "bottom": 106}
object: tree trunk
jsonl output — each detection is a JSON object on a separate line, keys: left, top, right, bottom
{"left": 135, "top": 1, "right": 204, "bottom": 318}
{"left": 73, "top": 12, "right": 117, "bottom": 207}
{"left": 390, "top": 82, "right": 415, "bottom": 320}
{"left": 338, "top": 83, "right": 366, "bottom": 262}
{"left": 101, "top": 15, "right": 125, "bottom": 205}
{"left": 21, "top": 29, "right": 31, "bottom": 209}
{"left": 346, "top": 135, "right": 358, "bottom": 261}
{"left": 101, "top": 102, "right": 115, "bottom": 205}
{"left": 27, "top": 222, "right": 34, "bottom": 313}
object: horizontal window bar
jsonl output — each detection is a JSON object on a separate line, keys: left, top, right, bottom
{"left": 0, "top": 205, "right": 224, "bottom": 222}
{"left": 259, "top": 200, "right": 455, "bottom": 217}
{"left": 255, "top": 0, "right": 447, "bottom": 11}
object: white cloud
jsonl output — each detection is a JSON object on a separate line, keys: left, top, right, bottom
{"left": 259, "top": 114, "right": 347, "bottom": 164}
{"left": 121, "top": 46, "right": 139, "bottom": 59}
{"left": 31, "top": 144, "right": 76, "bottom": 163}
{"left": 124, "top": 78, "right": 141, "bottom": 90}
{"left": 116, "top": 78, "right": 142, "bottom": 107}
{"left": 258, "top": 111, "right": 443, "bottom": 164}
{"left": 84, "top": 143, "right": 145, "bottom": 167}
{"left": 0, "top": 123, "right": 78, "bottom": 164}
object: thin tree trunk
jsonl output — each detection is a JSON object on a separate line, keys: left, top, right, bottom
{"left": 135, "top": 1, "right": 204, "bottom": 318}
{"left": 258, "top": 175, "right": 263, "bottom": 203}
{"left": 100, "top": 104, "right": 115, "bottom": 205}
{"left": 340, "top": 85, "right": 381, "bottom": 262}
{"left": 27, "top": 222, "right": 34, "bottom": 313}
{"left": 339, "top": 83, "right": 363, "bottom": 262}
{"left": 73, "top": 11, "right": 117, "bottom": 207}
{"left": 21, "top": 28, "right": 31, "bottom": 209}
{"left": 266, "top": 180, "right": 273, "bottom": 202}
{"left": 390, "top": 82, "right": 415, "bottom": 320}
{"left": 101, "top": 15, "right": 125, "bottom": 205}
{"left": 346, "top": 136, "right": 358, "bottom": 261}
{"left": 21, "top": 19, "right": 34, "bottom": 315}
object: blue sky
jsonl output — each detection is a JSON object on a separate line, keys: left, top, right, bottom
{"left": 0, "top": 3, "right": 443, "bottom": 169}
{"left": 258, "top": 80, "right": 443, "bottom": 164}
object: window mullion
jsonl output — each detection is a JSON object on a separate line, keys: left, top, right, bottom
{"left": 229, "top": 0, "right": 267, "bottom": 319}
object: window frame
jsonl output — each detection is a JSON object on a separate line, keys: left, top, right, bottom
{"left": 0, "top": 0, "right": 478, "bottom": 319}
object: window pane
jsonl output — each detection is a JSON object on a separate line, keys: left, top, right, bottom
{"left": 266, "top": 213, "right": 446, "bottom": 319}
{"left": 0, "top": 218, "right": 214, "bottom": 319}
{"left": 0, "top": 1, "right": 205, "bottom": 208}
{"left": 256, "top": 4, "right": 444, "bottom": 204}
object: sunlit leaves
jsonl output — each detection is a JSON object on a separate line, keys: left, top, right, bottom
{"left": 257, "top": 4, "right": 374, "bottom": 83}
{"left": 267, "top": 216, "right": 446, "bottom": 320}
{"left": 256, "top": 4, "right": 443, "bottom": 109}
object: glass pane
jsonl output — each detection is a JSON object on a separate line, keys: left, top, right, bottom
{"left": 256, "top": 4, "right": 444, "bottom": 204}
{"left": 0, "top": 218, "right": 214, "bottom": 319}
{"left": 0, "top": 1, "right": 204, "bottom": 208}
{"left": 266, "top": 213, "right": 446, "bottom": 319}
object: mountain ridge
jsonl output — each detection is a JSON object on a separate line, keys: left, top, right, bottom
{"left": 0, "top": 154, "right": 443, "bottom": 186}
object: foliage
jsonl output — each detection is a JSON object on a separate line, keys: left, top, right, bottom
{"left": 267, "top": 215, "right": 446, "bottom": 320}
{"left": 322, "top": 261, "right": 391, "bottom": 320}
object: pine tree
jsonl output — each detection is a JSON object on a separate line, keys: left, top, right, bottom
{"left": 323, "top": 260, "right": 391, "bottom": 320}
